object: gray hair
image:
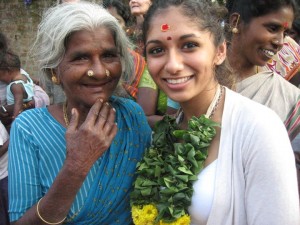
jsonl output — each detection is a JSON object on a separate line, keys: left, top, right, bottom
{"left": 33, "top": 1, "right": 134, "bottom": 95}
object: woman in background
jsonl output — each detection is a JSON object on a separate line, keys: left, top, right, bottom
{"left": 128, "top": 0, "right": 152, "bottom": 54}
{"left": 226, "top": 0, "right": 300, "bottom": 193}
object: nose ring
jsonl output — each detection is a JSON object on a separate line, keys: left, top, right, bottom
{"left": 273, "top": 40, "right": 279, "bottom": 44}
{"left": 87, "top": 70, "right": 94, "bottom": 77}
{"left": 105, "top": 69, "right": 110, "bottom": 77}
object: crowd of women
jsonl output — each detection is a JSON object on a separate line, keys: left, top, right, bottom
{"left": 0, "top": 0, "right": 299, "bottom": 225}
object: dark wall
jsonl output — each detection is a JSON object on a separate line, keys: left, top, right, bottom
{"left": 0, "top": 0, "right": 57, "bottom": 78}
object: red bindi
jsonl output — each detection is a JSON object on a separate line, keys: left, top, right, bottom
{"left": 161, "top": 24, "right": 170, "bottom": 32}
{"left": 283, "top": 22, "right": 288, "bottom": 28}
{"left": 167, "top": 36, "right": 172, "bottom": 40}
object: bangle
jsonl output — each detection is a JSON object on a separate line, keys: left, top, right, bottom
{"left": 1, "top": 106, "right": 7, "bottom": 113}
{"left": 36, "top": 197, "right": 66, "bottom": 225}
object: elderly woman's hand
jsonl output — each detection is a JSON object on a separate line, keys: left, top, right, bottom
{"left": 64, "top": 99, "right": 117, "bottom": 175}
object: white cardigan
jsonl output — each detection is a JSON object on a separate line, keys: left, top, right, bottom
{"left": 206, "top": 88, "right": 299, "bottom": 225}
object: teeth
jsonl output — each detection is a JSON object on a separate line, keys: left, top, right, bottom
{"left": 262, "top": 49, "right": 275, "bottom": 57}
{"left": 166, "top": 77, "right": 190, "bottom": 84}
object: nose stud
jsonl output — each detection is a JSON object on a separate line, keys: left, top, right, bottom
{"left": 272, "top": 40, "right": 279, "bottom": 44}
{"left": 105, "top": 69, "right": 110, "bottom": 78}
{"left": 87, "top": 70, "right": 94, "bottom": 77}
{"left": 87, "top": 69, "right": 110, "bottom": 77}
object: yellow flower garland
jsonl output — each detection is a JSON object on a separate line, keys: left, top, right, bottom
{"left": 132, "top": 205, "right": 191, "bottom": 225}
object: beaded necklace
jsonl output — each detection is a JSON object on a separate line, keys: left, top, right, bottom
{"left": 176, "top": 85, "right": 224, "bottom": 124}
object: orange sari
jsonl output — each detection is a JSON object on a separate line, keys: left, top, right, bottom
{"left": 123, "top": 50, "right": 146, "bottom": 100}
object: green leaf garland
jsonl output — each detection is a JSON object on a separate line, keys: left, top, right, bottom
{"left": 130, "top": 114, "right": 219, "bottom": 223}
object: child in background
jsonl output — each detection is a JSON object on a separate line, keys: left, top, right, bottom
{"left": 0, "top": 50, "right": 34, "bottom": 120}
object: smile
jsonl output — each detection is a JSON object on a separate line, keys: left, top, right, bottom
{"left": 166, "top": 76, "right": 192, "bottom": 84}
{"left": 262, "top": 49, "right": 275, "bottom": 58}
{"left": 83, "top": 79, "right": 113, "bottom": 88}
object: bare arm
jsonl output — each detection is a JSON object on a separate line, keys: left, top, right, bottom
{"left": 137, "top": 87, "right": 164, "bottom": 128}
{"left": 10, "top": 83, "right": 25, "bottom": 119}
{"left": 11, "top": 100, "right": 117, "bottom": 225}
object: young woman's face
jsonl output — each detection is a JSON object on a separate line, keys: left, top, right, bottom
{"left": 235, "top": 6, "right": 294, "bottom": 67}
{"left": 57, "top": 27, "right": 122, "bottom": 107}
{"left": 145, "top": 7, "right": 226, "bottom": 104}
{"left": 129, "top": 0, "right": 151, "bottom": 16}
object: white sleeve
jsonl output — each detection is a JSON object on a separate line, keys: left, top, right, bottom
{"left": 0, "top": 122, "right": 9, "bottom": 145}
{"left": 243, "top": 108, "right": 300, "bottom": 225}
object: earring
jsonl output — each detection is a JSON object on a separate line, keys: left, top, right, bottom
{"left": 50, "top": 69, "right": 60, "bottom": 85}
{"left": 232, "top": 27, "right": 239, "bottom": 34}
{"left": 232, "top": 14, "right": 240, "bottom": 34}
{"left": 87, "top": 70, "right": 94, "bottom": 77}
{"left": 105, "top": 69, "right": 110, "bottom": 77}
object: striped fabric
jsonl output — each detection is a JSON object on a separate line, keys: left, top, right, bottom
{"left": 123, "top": 50, "right": 146, "bottom": 100}
{"left": 258, "top": 36, "right": 300, "bottom": 81}
{"left": 285, "top": 97, "right": 300, "bottom": 141}
{"left": 8, "top": 97, "right": 151, "bottom": 224}
{"left": 236, "top": 70, "right": 300, "bottom": 142}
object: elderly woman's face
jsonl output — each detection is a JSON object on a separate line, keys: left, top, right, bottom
{"left": 57, "top": 27, "right": 122, "bottom": 106}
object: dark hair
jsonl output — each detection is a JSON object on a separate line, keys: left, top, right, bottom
{"left": 226, "top": 0, "right": 297, "bottom": 24}
{"left": 292, "top": 17, "right": 300, "bottom": 33}
{"left": 0, "top": 32, "right": 20, "bottom": 71}
{"left": 142, "top": 0, "right": 235, "bottom": 89}
{"left": 103, "top": 0, "right": 132, "bottom": 26}
{"left": 0, "top": 51, "right": 21, "bottom": 71}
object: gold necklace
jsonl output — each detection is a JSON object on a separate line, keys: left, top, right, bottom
{"left": 63, "top": 102, "right": 69, "bottom": 126}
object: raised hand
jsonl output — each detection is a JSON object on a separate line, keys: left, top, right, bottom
{"left": 65, "top": 99, "right": 118, "bottom": 175}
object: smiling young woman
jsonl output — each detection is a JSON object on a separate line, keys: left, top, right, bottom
{"left": 129, "top": 0, "right": 300, "bottom": 224}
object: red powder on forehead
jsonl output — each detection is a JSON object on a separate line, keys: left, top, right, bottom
{"left": 161, "top": 24, "right": 170, "bottom": 32}
{"left": 283, "top": 22, "right": 289, "bottom": 28}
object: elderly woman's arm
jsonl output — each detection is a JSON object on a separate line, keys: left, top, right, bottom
{"left": 10, "top": 100, "right": 117, "bottom": 225}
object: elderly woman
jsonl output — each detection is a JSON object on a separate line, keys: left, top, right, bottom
{"left": 8, "top": 2, "right": 151, "bottom": 224}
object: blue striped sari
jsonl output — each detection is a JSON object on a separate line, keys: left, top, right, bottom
{"left": 8, "top": 97, "right": 152, "bottom": 224}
